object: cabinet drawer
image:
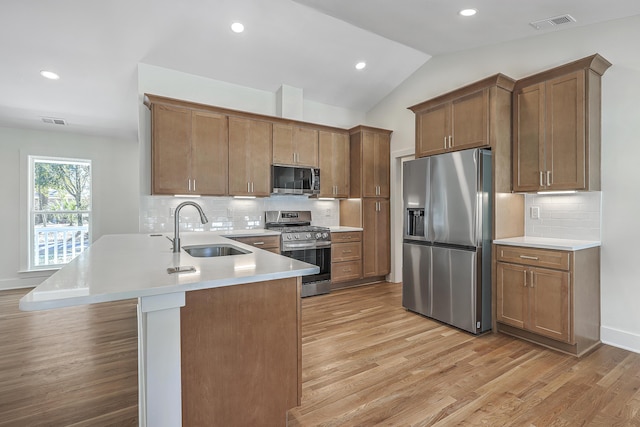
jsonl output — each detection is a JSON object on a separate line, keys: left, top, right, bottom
{"left": 331, "top": 260, "right": 362, "bottom": 283}
{"left": 331, "top": 231, "right": 361, "bottom": 243}
{"left": 331, "top": 242, "right": 361, "bottom": 262}
{"left": 229, "top": 235, "right": 280, "bottom": 250}
{"left": 496, "top": 245, "right": 570, "bottom": 271}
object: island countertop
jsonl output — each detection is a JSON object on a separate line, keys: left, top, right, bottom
{"left": 20, "top": 232, "right": 319, "bottom": 311}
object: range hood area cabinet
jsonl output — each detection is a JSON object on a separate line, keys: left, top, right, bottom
{"left": 512, "top": 54, "right": 611, "bottom": 192}
{"left": 408, "top": 74, "right": 516, "bottom": 158}
{"left": 147, "top": 100, "right": 229, "bottom": 196}
{"left": 272, "top": 123, "right": 318, "bottom": 167}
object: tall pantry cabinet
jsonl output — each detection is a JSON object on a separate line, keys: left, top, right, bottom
{"left": 340, "top": 126, "right": 392, "bottom": 283}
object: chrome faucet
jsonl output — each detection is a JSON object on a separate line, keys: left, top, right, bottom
{"left": 171, "top": 201, "right": 208, "bottom": 253}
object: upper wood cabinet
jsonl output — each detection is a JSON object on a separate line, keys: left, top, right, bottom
{"left": 409, "top": 74, "right": 515, "bottom": 158}
{"left": 512, "top": 54, "right": 611, "bottom": 192}
{"left": 349, "top": 126, "right": 391, "bottom": 199}
{"left": 149, "top": 102, "right": 228, "bottom": 196}
{"left": 228, "top": 117, "right": 272, "bottom": 197}
{"left": 318, "top": 130, "right": 349, "bottom": 198}
{"left": 273, "top": 123, "right": 318, "bottom": 167}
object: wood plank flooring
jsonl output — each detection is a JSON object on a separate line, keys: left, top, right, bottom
{"left": 2, "top": 283, "right": 640, "bottom": 426}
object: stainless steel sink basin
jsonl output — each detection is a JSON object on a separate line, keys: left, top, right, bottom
{"left": 183, "top": 244, "right": 250, "bottom": 258}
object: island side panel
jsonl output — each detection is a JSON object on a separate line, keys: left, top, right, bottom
{"left": 180, "top": 277, "right": 301, "bottom": 426}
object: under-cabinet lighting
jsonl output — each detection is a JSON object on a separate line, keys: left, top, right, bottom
{"left": 536, "top": 190, "right": 577, "bottom": 195}
{"left": 233, "top": 196, "right": 256, "bottom": 199}
{"left": 318, "top": 197, "right": 335, "bottom": 201}
{"left": 174, "top": 194, "right": 201, "bottom": 198}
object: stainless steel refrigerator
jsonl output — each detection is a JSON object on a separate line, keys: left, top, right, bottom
{"left": 402, "top": 148, "right": 492, "bottom": 334}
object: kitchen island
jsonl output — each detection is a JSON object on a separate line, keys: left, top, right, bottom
{"left": 20, "top": 232, "right": 319, "bottom": 427}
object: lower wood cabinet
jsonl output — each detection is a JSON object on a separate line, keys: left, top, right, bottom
{"left": 495, "top": 244, "right": 600, "bottom": 356}
{"left": 180, "top": 277, "right": 301, "bottom": 426}
{"left": 227, "top": 235, "right": 280, "bottom": 254}
{"left": 331, "top": 232, "right": 362, "bottom": 284}
{"left": 362, "top": 199, "right": 390, "bottom": 278}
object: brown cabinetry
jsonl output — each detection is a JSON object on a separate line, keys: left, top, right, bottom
{"left": 513, "top": 54, "right": 611, "bottom": 192}
{"left": 495, "top": 244, "right": 600, "bottom": 356}
{"left": 228, "top": 117, "right": 272, "bottom": 196}
{"left": 273, "top": 123, "right": 318, "bottom": 167}
{"left": 181, "top": 277, "right": 301, "bottom": 426}
{"left": 409, "top": 74, "right": 515, "bottom": 158}
{"left": 349, "top": 126, "right": 391, "bottom": 198}
{"left": 362, "top": 198, "right": 390, "bottom": 278}
{"left": 318, "top": 130, "right": 350, "bottom": 198}
{"left": 150, "top": 102, "right": 228, "bottom": 195}
{"left": 331, "top": 232, "right": 362, "bottom": 283}
{"left": 227, "top": 235, "right": 280, "bottom": 254}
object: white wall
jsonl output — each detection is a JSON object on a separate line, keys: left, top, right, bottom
{"left": 0, "top": 126, "right": 140, "bottom": 290}
{"left": 366, "top": 15, "right": 640, "bottom": 352}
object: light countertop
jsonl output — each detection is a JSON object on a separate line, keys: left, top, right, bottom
{"left": 19, "top": 232, "right": 319, "bottom": 311}
{"left": 329, "top": 226, "right": 363, "bottom": 232}
{"left": 493, "top": 236, "right": 601, "bottom": 251}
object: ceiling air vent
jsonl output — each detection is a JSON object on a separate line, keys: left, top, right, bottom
{"left": 530, "top": 14, "right": 576, "bottom": 30}
{"left": 41, "top": 117, "right": 67, "bottom": 125}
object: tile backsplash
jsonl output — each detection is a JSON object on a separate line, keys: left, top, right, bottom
{"left": 524, "top": 192, "right": 601, "bottom": 241}
{"left": 140, "top": 195, "right": 340, "bottom": 233}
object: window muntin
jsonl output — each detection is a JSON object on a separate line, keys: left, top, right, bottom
{"left": 29, "top": 156, "right": 92, "bottom": 269}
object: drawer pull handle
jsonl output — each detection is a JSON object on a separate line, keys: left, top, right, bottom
{"left": 519, "top": 255, "right": 539, "bottom": 260}
{"left": 253, "top": 242, "right": 265, "bottom": 245}
{"left": 342, "top": 250, "right": 352, "bottom": 254}
{"left": 342, "top": 268, "right": 352, "bottom": 272}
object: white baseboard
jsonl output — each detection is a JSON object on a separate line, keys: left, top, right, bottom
{"left": 0, "top": 275, "right": 48, "bottom": 291}
{"left": 601, "top": 326, "right": 640, "bottom": 354}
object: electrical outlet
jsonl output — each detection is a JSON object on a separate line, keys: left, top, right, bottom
{"left": 227, "top": 208, "right": 233, "bottom": 217}
{"left": 530, "top": 206, "right": 540, "bottom": 219}
{"left": 169, "top": 207, "right": 175, "bottom": 217}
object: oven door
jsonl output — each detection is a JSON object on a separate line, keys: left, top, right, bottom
{"left": 281, "top": 246, "right": 331, "bottom": 296}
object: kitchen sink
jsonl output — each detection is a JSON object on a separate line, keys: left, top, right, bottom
{"left": 183, "top": 244, "right": 250, "bottom": 258}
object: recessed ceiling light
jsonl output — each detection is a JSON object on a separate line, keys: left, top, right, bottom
{"left": 355, "top": 61, "right": 366, "bottom": 70}
{"left": 459, "top": 8, "right": 477, "bottom": 17}
{"left": 231, "top": 22, "right": 245, "bottom": 33}
{"left": 40, "top": 70, "right": 60, "bottom": 80}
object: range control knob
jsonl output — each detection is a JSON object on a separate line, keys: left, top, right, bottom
{"left": 294, "top": 234, "right": 299, "bottom": 240}
{"left": 322, "top": 232, "right": 329, "bottom": 239}
{"left": 305, "top": 233, "right": 312, "bottom": 239}
{"left": 315, "top": 233, "right": 321, "bottom": 239}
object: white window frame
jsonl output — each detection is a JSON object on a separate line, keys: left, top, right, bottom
{"left": 28, "top": 155, "right": 93, "bottom": 271}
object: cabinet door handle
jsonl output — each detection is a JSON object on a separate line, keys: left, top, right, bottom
{"left": 540, "top": 171, "right": 545, "bottom": 187}
{"left": 193, "top": 179, "right": 196, "bottom": 192}
{"left": 547, "top": 171, "right": 552, "bottom": 186}
{"left": 530, "top": 271, "right": 535, "bottom": 288}
{"left": 448, "top": 135, "right": 452, "bottom": 148}
{"left": 251, "top": 182, "right": 254, "bottom": 193}
{"left": 247, "top": 182, "right": 250, "bottom": 193}
{"left": 523, "top": 270, "right": 527, "bottom": 287}
{"left": 519, "top": 255, "right": 539, "bottom": 260}
{"left": 188, "top": 179, "right": 192, "bottom": 192}
{"left": 444, "top": 137, "right": 447, "bottom": 149}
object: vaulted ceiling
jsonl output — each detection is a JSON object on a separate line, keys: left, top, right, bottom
{"left": 2, "top": 0, "right": 639, "bottom": 139}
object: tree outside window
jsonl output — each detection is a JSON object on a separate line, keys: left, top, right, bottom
{"left": 30, "top": 156, "right": 92, "bottom": 269}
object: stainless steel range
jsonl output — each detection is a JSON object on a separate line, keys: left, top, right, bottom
{"left": 265, "top": 211, "right": 331, "bottom": 297}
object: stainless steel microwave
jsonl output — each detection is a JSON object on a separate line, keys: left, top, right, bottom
{"left": 271, "top": 165, "right": 320, "bottom": 195}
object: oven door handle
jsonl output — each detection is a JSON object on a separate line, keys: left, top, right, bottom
{"left": 282, "top": 242, "right": 318, "bottom": 250}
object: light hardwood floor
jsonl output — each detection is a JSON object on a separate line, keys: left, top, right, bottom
{"left": 2, "top": 283, "right": 640, "bottom": 426}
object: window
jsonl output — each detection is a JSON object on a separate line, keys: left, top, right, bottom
{"left": 29, "top": 156, "right": 92, "bottom": 269}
